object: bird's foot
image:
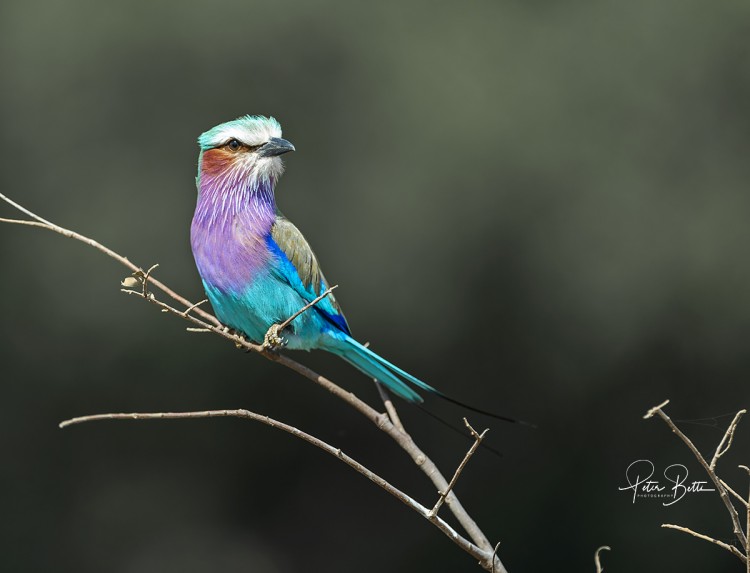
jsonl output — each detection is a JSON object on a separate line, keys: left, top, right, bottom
{"left": 234, "top": 333, "right": 250, "bottom": 350}
{"left": 263, "top": 324, "right": 288, "bottom": 352}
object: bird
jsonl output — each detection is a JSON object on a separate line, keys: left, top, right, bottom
{"left": 190, "top": 114, "right": 515, "bottom": 419}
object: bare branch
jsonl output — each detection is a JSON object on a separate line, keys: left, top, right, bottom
{"left": 429, "top": 419, "right": 488, "bottom": 519}
{"left": 645, "top": 401, "right": 747, "bottom": 550}
{"left": 59, "top": 408, "right": 503, "bottom": 570}
{"left": 594, "top": 546, "right": 610, "bottom": 573}
{"left": 662, "top": 524, "right": 746, "bottom": 562}
{"left": 1, "top": 192, "right": 508, "bottom": 572}
{"left": 107, "top": 267, "right": 501, "bottom": 555}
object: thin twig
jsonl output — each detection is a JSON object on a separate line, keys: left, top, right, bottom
{"left": 58, "top": 408, "right": 498, "bottom": 567}
{"left": 375, "top": 382, "right": 406, "bottom": 433}
{"left": 720, "top": 478, "right": 750, "bottom": 508}
{"left": 278, "top": 285, "right": 338, "bottom": 332}
{"left": 643, "top": 399, "right": 670, "bottom": 419}
{"left": 491, "top": 542, "right": 501, "bottom": 573}
{"left": 139, "top": 263, "right": 160, "bottom": 297}
{"left": 261, "top": 286, "right": 338, "bottom": 350}
{"left": 710, "top": 410, "right": 746, "bottom": 470}
{"left": 182, "top": 299, "right": 209, "bottom": 318}
{"left": 662, "top": 524, "right": 746, "bottom": 562}
{"left": 429, "top": 419, "right": 488, "bottom": 519}
{"left": 594, "top": 546, "right": 610, "bottom": 573}
{"left": 0, "top": 217, "right": 51, "bottom": 228}
{"left": 1, "top": 192, "right": 507, "bottom": 572}
{"left": 645, "top": 401, "right": 747, "bottom": 551}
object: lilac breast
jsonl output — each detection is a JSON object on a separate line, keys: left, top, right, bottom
{"left": 191, "top": 173, "right": 277, "bottom": 294}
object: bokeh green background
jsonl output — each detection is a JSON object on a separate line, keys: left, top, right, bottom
{"left": 2, "top": 1, "right": 750, "bottom": 571}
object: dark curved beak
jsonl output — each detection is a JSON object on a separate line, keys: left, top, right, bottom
{"left": 258, "top": 137, "right": 295, "bottom": 157}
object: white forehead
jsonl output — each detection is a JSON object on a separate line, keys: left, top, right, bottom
{"left": 198, "top": 115, "right": 283, "bottom": 150}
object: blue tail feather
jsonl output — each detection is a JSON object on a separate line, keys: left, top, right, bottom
{"left": 331, "top": 336, "right": 432, "bottom": 403}
{"left": 352, "top": 339, "right": 438, "bottom": 394}
{"left": 329, "top": 335, "right": 531, "bottom": 426}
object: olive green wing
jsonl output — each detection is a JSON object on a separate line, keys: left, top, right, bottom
{"left": 269, "top": 213, "right": 351, "bottom": 335}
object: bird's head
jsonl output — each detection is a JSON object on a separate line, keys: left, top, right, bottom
{"left": 197, "top": 115, "right": 295, "bottom": 188}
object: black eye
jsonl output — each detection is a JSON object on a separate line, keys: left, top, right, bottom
{"left": 228, "top": 139, "right": 241, "bottom": 151}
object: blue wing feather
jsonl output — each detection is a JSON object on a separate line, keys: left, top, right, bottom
{"left": 267, "top": 215, "right": 351, "bottom": 335}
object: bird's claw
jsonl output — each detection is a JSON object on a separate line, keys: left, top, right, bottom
{"left": 263, "top": 324, "right": 288, "bottom": 351}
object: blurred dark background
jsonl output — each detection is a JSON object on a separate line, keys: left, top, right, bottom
{"left": 2, "top": 0, "right": 750, "bottom": 571}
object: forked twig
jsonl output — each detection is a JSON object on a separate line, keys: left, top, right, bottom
{"left": 429, "top": 419, "right": 487, "bottom": 518}
{"left": 645, "top": 400, "right": 749, "bottom": 564}
{"left": 138, "top": 263, "right": 160, "bottom": 296}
